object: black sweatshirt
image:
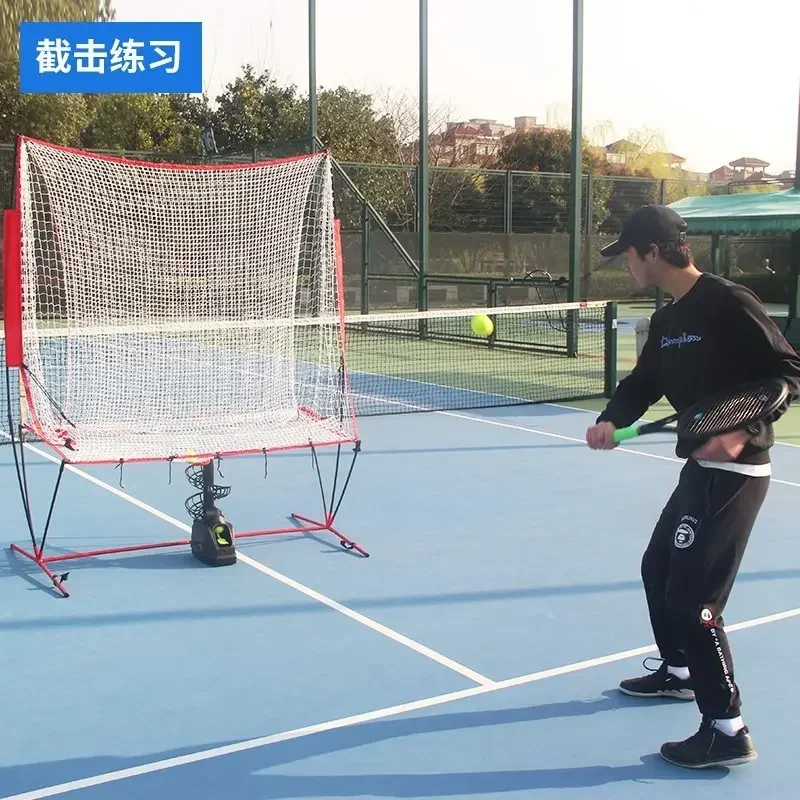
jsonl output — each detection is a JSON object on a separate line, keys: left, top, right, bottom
{"left": 597, "top": 273, "right": 800, "bottom": 464}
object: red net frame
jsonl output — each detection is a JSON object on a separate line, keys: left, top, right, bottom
{"left": 3, "top": 137, "right": 366, "bottom": 599}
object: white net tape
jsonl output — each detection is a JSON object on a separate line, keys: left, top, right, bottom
{"left": 14, "top": 138, "right": 357, "bottom": 463}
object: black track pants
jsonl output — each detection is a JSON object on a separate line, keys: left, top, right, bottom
{"left": 641, "top": 458, "right": 769, "bottom": 719}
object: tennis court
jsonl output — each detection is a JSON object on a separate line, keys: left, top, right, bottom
{"left": 2, "top": 304, "right": 800, "bottom": 800}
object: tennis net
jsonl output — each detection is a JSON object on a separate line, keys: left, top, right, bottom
{"left": 337, "top": 301, "right": 614, "bottom": 414}
{"left": 1, "top": 300, "right": 615, "bottom": 446}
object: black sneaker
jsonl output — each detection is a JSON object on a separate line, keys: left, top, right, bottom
{"left": 660, "top": 717, "right": 758, "bottom": 768}
{"left": 618, "top": 657, "right": 695, "bottom": 700}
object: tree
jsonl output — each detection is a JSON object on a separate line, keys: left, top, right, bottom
{"left": 195, "top": 68, "right": 410, "bottom": 228}
{"left": 313, "top": 86, "right": 411, "bottom": 231}
{"left": 494, "top": 127, "right": 611, "bottom": 234}
{"left": 592, "top": 127, "right": 687, "bottom": 233}
{"left": 80, "top": 93, "right": 203, "bottom": 153}
{"left": 0, "top": 1, "right": 115, "bottom": 148}
{"left": 97, "top": 0, "right": 114, "bottom": 21}
{"left": 596, "top": 162, "right": 660, "bottom": 234}
{"left": 168, "top": 93, "right": 213, "bottom": 137}
{"left": 1, "top": 1, "right": 113, "bottom": 61}
{"left": 495, "top": 127, "right": 608, "bottom": 175}
{"left": 362, "top": 89, "right": 510, "bottom": 235}
{"left": 207, "top": 66, "right": 305, "bottom": 155}
{"left": 204, "top": 67, "right": 402, "bottom": 163}
{"left": 606, "top": 126, "right": 679, "bottom": 180}
{"left": 315, "top": 86, "right": 397, "bottom": 163}
{"left": 0, "top": 55, "right": 91, "bottom": 146}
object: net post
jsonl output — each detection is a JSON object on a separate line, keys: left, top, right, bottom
{"left": 4, "top": 135, "right": 22, "bottom": 368}
{"left": 2, "top": 210, "right": 22, "bottom": 367}
{"left": 566, "top": 309, "right": 579, "bottom": 357}
{"left": 8, "top": 133, "right": 19, "bottom": 208}
{"left": 604, "top": 301, "right": 618, "bottom": 398}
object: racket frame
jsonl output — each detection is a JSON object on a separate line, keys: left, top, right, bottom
{"left": 612, "top": 378, "right": 789, "bottom": 444}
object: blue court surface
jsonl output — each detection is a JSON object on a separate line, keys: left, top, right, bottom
{"left": 2, "top": 402, "right": 800, "bottom": 799}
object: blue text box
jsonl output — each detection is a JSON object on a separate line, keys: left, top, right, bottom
{"left": 19, "top": 21, "right": 203, "bottom": 94}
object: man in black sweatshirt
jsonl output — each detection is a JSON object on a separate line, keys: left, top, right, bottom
{"left": 586, "top": 204, "right": 800, "bottom": 769}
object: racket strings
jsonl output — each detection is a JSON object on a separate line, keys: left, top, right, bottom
{"left": 681, "top": 382, "right": 787, "bottom": 437}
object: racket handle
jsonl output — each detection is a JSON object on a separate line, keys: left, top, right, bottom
{"left": 612, "top": 425, "right": 639, "bottom": 443}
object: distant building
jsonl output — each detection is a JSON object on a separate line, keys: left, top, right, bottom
{"left": 602, "top": 139, "right": 686, "bottom": 170}
{"left": 403, "top": 115, "right": 547, "bottom": 166}
{"left": 708, "top": 157, "right": 792, "bottom": 187}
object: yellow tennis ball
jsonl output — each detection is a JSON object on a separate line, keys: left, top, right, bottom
{"left": 184, "top": 450, "right": 205, "bottom": 465}
{"left": 470, "top": 314, "right": 494, "bottom": 337}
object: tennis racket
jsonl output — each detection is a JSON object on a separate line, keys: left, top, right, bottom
{"left": 612, "top": 378, "right": 790, "bottom": 444}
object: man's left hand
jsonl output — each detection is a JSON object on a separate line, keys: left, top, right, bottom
{"left": 692, "top": 429, "right": 752, "bottom": 462}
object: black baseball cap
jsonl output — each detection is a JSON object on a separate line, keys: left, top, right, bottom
{"left": 600, "top": 204, "right": 688, "bottom": 258}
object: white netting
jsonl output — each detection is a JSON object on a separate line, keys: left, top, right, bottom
{"left": 15, "top": 138, "right": 357, "bottom": 463}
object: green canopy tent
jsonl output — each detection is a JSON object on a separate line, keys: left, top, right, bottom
{"left": 669, "top": 188, "right": 800, "bottom": 233}
{"left": 669, "top": 189, "right": 800, "bottom": 346}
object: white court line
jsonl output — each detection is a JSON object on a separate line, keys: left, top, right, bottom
{"left": 0, "top": 433, "right": 494, "bottom": 689}
{"left": 4, "top": 604, "right": 800, "bottom": 800}
{"left": 237, "top": 553, "right": 494, "bottom": 687}
{"left": 433, "top": 408, "right": 800, "bottom": 490}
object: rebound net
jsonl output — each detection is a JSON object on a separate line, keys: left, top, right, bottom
{"left": 4, "top": 137, "right": 356, "bottom": 464}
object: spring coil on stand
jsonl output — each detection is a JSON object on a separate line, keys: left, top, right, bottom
{"left": 184, "top": 460, "right": 231, "bottom": 520}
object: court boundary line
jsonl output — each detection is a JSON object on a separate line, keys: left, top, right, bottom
{"left": 0, "top": 432, "right": 494, "bottom": 689}
{"left": 4, "top": 604, "right": 800, "bottom": 800}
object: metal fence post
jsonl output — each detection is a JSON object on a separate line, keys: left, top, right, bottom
{"left": 360, "top": 203, "right": 370, "bottom": 315}
{"left": 604, "top": 301, "right": 618, "bottom": 397}
{"left": 655, "top": 180, "right": 666, "bottom": 309}
{"left": 417, "top": 0, "right": 429, "bottom": 318}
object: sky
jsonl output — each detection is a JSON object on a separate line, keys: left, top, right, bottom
{"left": 113, "top": 0, "right": 799, "bottom": 175}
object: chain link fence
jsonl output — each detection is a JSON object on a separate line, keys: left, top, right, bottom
{"left": 1, "top": 142, "right": 792, "bottom": 315}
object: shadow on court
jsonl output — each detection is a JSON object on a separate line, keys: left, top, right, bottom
{"left": 3, "top": 542, "right": 800, "bottom": 628}
{"left": 0, "top": 692, "right": 726, "bottom": 798}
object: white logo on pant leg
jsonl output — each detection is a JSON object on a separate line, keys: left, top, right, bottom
{"left": 709, "top": 623, "right": 736, "bottom": 695}
{"left": 674, "top": 516, "right": 697, "bottom": 549}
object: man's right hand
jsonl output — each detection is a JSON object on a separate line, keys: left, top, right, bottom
{"left": 585, "top": 422, "right": 618, "bottom": 450}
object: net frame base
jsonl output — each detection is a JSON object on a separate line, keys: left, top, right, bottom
{"left": 6, "top": 430, "right": 365, "bottom": 599}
